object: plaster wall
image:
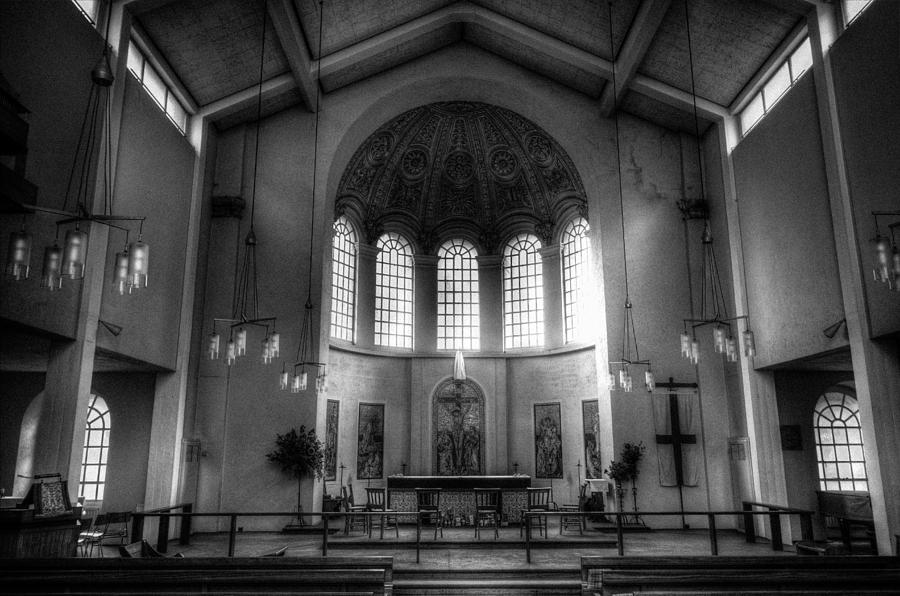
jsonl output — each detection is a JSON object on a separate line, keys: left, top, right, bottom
{"left": 731, "top": 74, "right": 846, "bottom": 368}
{"left": 0, "top": 372, "right": 46, "bottom": 495}
{"left": 829, "top": 1, "right": 900, "bottom": 339}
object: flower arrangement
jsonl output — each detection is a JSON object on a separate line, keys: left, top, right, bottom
{"left": 267, "top": 426, "right": 324, "bottom": 527}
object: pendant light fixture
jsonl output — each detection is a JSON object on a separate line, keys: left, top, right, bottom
{"left": 870, "top": 211, "right": 900, "bottom": 291}
{"left": 4, "top": 2, "right": 148, "bottom": 293}
{"left": 283, "top": 0, "right": 328, "bottom": 395}
{"left": 208, "top": 0, "right": 279, "bottom": 367}
{"left": 606, "top": 1, "right": 654, "bottom": 394}
{"left": 676, "top": 0, "right": 753, "bottom": 364}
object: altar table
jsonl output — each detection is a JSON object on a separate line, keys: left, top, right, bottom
{"left": 386, "top": 475, "right": 531, "bottom": 524}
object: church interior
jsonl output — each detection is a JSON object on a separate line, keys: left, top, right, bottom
{"left": 1, "top": 0, "right": 899, "bottom": 592}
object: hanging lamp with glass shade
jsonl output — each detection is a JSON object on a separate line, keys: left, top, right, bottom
{"left": 5, "top": 2, "right": 149, "bottom": 293}
{"left": 283, "top": 0, "right": 328, "bottom": 395}
{"left": 869, "top": 211, "right": 900, "bottom": 292}
{"left": 208, "top": 0, "right": 280, "bottom": 370}
{"left": 605, "top": 0, "right": 654, "bottom": 394}
{"left": 676, "top": 0, "right": 753, "bottom": 364}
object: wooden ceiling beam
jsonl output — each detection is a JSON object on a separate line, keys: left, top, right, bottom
{"left": 631, "top": 73, "right": 730, "bottom": 122}
{"left": 267, "top": 0, "right": 317, "bottom": 112}
{"left": 599, "top": 0, "right": 672, "bottom": 117}
{"left": 197, "top": 73, "right": 296, "bottom": 121}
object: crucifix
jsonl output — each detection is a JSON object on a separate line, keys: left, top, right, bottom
{"left": 655, "top": 378, "right": 698, "bottom": 529}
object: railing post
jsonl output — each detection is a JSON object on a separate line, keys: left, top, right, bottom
{"left": 228, "top": 515, "right": 237, "bottom": 557}
{"left": 416, "top": 511, "right": 421, "bottom": 564}
{"left": 180, "top": 504, "right": 192, "bottom": 545}
{"left": 800, "top": 511, "right": 814, "bottom": 542}
{"left": 157, "top": 514, "right": 170, "bottom": 553}
{"left": 707, "top": 514, "right": 718, "bottom": 555}
{"left": 322, "top": 513, "right": 329, "bottom": 556}
{"left": 616, "top": 512, "right": 624, "bottom": 556}
{"left": 743, "top": 502, "right": 755, "bottom": 543}
{"left": 769, "top": 509, "right": 783, "bottom": 551}
{"left": 525, "top": 513, "right": 531, "bottom": 563}
{"left": 131, "top": 512, "right": 145, "bottom": 543}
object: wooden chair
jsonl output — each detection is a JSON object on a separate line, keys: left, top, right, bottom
{"left": 474, "top": 488, "right": 500, "bottom": 539}
{"left": 522, "top": 487, "right": 552, "bottom": 537}
{"left": 560, "top": 483, "right": 586, "bottom": 535}
{"left": 365, "top": 487, "right": 398, "bottom": 539}
{"left": 77, "top": 511, "right": 104, "bottom": 557}
{"left": 341, "top": 485, "right": 367, "bottom": 535}
{"left": 99, "top": 511, "right": 130, "bottom": 549}
{"left": 415, "top": 488, "right": 442, "bottom": 539}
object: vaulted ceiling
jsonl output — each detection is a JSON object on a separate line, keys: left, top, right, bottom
{"left": 127, "top": 0, "right": 817, "bottom": 134}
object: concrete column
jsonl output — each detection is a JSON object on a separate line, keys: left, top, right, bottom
{"left": 539, "top": 245, "right": 564, "bottom": 349}
{"left": 414, "top": 254, "right": 438, "bottom": 352}
{"left": 355, "top": 244, "right": 378, "bottom": 349}
{"left": 809, "top": 5, "right": 900, "bottom": 554}
{"left": 477, "top": 255, "right": 503, "bottom": 352}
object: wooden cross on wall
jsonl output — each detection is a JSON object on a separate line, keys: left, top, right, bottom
{"left": 654, "top": 378, "right": 698, "bottom": 488}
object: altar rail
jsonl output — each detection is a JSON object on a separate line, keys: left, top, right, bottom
{"left": 131, "top": 502, "right": 193, "bottom": 553}
{"left": 522, "top": 508, "right": 815, "bottom": 562}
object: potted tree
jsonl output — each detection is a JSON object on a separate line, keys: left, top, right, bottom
{"left": 267, "top": 425, "right": 324, "bottom": 531}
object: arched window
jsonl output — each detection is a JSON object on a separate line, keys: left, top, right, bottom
{"left": 814, "top": 389, "right": 868, "bottom": 492}
{"left": 437, "top": 239, "right": 480, "bottom": 351}
{"left": 561, "top": 217, "right": 592, "bottom": 343}
{"left": 375, "top": 232, "right": 414, "bottom": 348}
{"left": 330, "top": 216, "right": 357, "bottom": 342}
{"left": 503, "top": 233, "right": 543, "bottom": 349}
{"left": 79, "top": 394, "right": 110, "bottom": 501}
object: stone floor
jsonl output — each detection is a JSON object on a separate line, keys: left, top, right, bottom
{"left": 92, "top": 524, "right": 798, "bottom": 569}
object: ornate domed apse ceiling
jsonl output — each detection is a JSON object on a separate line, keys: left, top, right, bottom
{"left": 336, "top": 102, "right": 587, "bottom": 254}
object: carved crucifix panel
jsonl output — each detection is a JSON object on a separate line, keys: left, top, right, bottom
{"left": 433, "top": 378, "right": 485, "bottom": 475}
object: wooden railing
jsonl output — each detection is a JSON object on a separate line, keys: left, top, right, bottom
{"left": 131, "top": 502, "right": 193, "bottom": 553}
{"left": 741, "top": 500, "right": 814, "bottom": 550}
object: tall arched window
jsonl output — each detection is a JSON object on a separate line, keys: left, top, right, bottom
{"left": 561, "top": 217, "right": 592, "bottom": 343}
{"left": 375, "top": 232, "right": 414, "bottom": 348}
{"left": 79, "top": 394, "right": 110, "bottom": 501}
{"left": 437, "top": 239, "right": 480, "bottom": 351}
{"left": 814, "top": 389, "right": 868, "bottom": 492}
{"left": 503, "top": 233, "right": 543, "bottom": 349}
{"left": 330, "top": 216, "right": 357, "bottom": 342}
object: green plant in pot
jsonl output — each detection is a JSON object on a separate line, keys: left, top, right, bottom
{"left": 267, "top": 425, "right": 324, "bottom": 529}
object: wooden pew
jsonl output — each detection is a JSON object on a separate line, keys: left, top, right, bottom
{"left": 0, "top": 556, "right": 394, "bottom": 595}
{"left": 581, "top": 555, "right": 900, "bottom": 596}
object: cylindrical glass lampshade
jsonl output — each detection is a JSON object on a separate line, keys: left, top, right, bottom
{"left": 608, "top": 372, "right": 617, "bottom": 390}
{"left": 61, "top": 229, "right": 88, "bottom": 279}
{"left": 873, "top": 235, "right": 891, "bottom": 283}
{"left": 690, "top": 339, "right": 700, "bottom": 365}
{"left": 725, "top": 336, "right": 737, "bottom": 362}
{"left": 6, "top": 230, "right": 32, "bottom": 280}
{"left": 680, "top": 333, "right": 691, "bottom": 359}
{"left": 269, "top": 332, "right": 280, "bottom": 358}
{"left": 623, "top": 371, "right": 633, "bottom": 393}
{"left": 299, "top": 370, "right": 308, "bottom": 391}
{"left": 743, "top": 329, "right": 756, "bottom": 357}
{"left": 208, "top": 332, "right": 220, "bottom": 360}
{"left": 316, "top": 373, "right": 326, "bottom": 393}
{"left": 236, "top": 328, "right": 247, "bottom": 356}
{"left": 891, "top": 246, "right": 900, "bottom": 291}
{"left": 127, "top": 239, "right": 149, "bottom": 289}
{"left": 41, "top": 244, "right": 63, "bottom": 291}
{"left": 261, "top": 337, "right": 272, "bottom": 364}
{"left": 291, "top": 373, "right": 302, "bottom": 393}
{"left": 644, "top": 370, "right": 655, "bottom": 392}
{"left": 618, "top": 369, "right": 628, "bottom": 388}
{"left": 713, "top": 326, "right": 726, "bottom": 353}
{"left": 280, "top": 369, "right": 290, "bottom": 391}
{"left": 226, "top": 339, "right": 236, "bottom": 366}
{"left": 113, "top": 249, "right": 130, "bottom": 295}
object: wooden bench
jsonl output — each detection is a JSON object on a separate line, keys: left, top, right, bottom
{"left": 581, "top": 555, "right": 900, "bottom": 596}
{"left": 0, "top": 556, "right": 394, "bottom": 595}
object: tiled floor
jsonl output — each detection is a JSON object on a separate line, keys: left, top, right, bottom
{"left": 95, "top": 524, "right": 797, "bottom": 569}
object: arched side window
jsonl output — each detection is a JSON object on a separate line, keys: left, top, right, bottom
{"left": 330, "top": 216, "right": 358, "bottom": 342}
{"left": 503, "top": 233, "right": 544, "bottom": 349}
{"left": 561, "top": 217, "right": 592, "bottom": 343}
{"left": 375, "top": 232, "right": 414, "bottom": 348}
{"left": 814, "top": 389, "right": 868, "bottom": 492}
{"left": 79, "top": 394, "right": 110, "bottom": 501}
{"left": 437, "top": 239, "right": 480, "bottom": 351}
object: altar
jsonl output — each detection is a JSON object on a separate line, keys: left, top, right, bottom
{"left": 386, "top": 475, "right": 531, "bottom": 524}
